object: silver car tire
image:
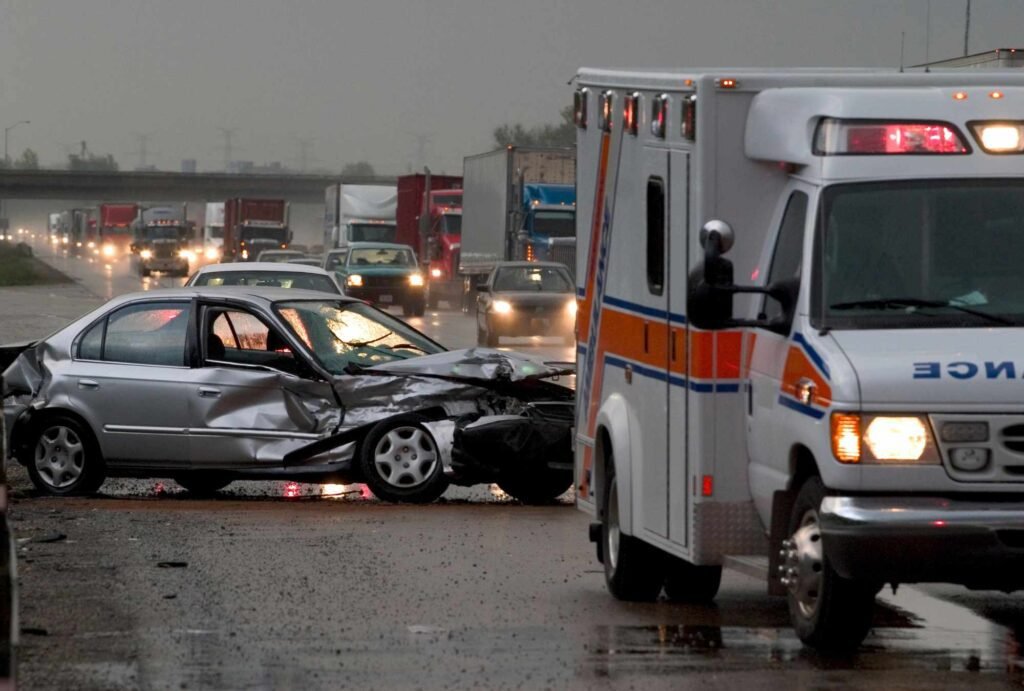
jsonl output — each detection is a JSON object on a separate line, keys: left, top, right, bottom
{"left": 26, "top": 415, "right": 105, "bottom": 496}
{"left": 358, "top": 414, "right": 448, "bottom": 504}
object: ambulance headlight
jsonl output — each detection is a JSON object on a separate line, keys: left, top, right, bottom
{"left": 831, "top": 413, "right": 939, "bottom": 464}
{"left": 970, "top": 121, "right": 1024, "bottom": 153}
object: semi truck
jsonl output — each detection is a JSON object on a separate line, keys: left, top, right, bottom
{"left": 396, "top": 173, "right": 463, "bottom": 308}
{"left": 223, "top": 198, "right": 291, "bottom": 262}
{"left": 96, "top": 203, "right": 139, "bottom": 259}
{"left": 130, "top": 205, "right": 190, "bottom": 276}
{"left": 459, "top": 147, "right": 575, "bottom": 308}
{"left": 202, "top": 202, "right": 225, "bottom": 262}
{"left": 323, "top": 184, "right": 397, "bottom": 249}
{"left": 573, "top": 66, "right": 1024, "bottom": 651}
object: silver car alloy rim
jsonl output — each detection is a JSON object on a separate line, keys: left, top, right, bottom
{"left": 373, "top": 426, "right": 439, "bottom": 489}
{"left": 35, "top": 425, "right": 85, "bottom": 489}
{"left": 780, "top": 509, "right": 824, "bottom": 620}
{"left": 607, "top": 478, "right": 621, "bottom": 571}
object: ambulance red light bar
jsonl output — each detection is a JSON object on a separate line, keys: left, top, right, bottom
{"left": 813, "top": 118, "right": 970, "bottom": 155}
{"left": 651, "top": 93, "right": 668, "bottom": 139}
{"left": 599, "top": 90, "right": 614, "bottom": 133}
{"left": 968, "top": 121, "right": 1024, "bottom": 153}
{"left": 624, "top": 92, "right": 640, "bottom": 136}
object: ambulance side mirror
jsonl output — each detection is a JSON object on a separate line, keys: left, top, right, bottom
{"left": 688, "top": 221, "right": 737, "bottom": 329}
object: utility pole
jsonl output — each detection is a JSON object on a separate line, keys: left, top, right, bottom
{"left": 3, "top": 120, "right": 30, "bottom": 167}
{"left": 217, "top": 127, "right": 238, "bottom": 172}
{"left": 964, "top": 0, "right": 972, "bottom": 56}
{"left": 295, "top": 138, "right": 314, "bottom": 173}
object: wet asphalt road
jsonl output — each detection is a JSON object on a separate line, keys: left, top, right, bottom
{"left": 7, "top": 239, "right": 1024, "bottom": 689}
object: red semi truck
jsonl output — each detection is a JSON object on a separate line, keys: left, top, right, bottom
{"left": 97, "top": 203, "right": 139, "bottom": 259}
{"left": 223, "top": 198, "right": 291, "bottom": 262}
{"left": 396, "top": 173, "right": 462, "bottom": 308}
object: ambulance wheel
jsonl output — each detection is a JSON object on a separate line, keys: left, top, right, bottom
{"left": 602, "top": 465, "right": 664, "bottom": 601}
{"left": 358, "top": 414, "right": 449, "bottom": 504}
{"left": 784, "top": 476, "right": 876, "bottom": 651}
{"left": 663, "top": 557, "right": 722, "bottom": 603}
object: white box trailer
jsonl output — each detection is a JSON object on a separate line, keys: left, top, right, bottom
{"left": 573, "top": 67, "right": 1024, "bottom": 650}
{"left": 323, "top": 184, "right": 397, "bottom": 249}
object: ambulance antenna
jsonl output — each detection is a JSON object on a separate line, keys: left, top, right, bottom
{"left": 899, "top": 31, "right": 906, "bottom": 72}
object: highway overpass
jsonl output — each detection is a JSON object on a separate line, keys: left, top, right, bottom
{"left": 0, "top": 170, "right": 397, "bottom": 203}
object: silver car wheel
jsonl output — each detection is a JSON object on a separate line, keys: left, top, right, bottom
{"left": 34, "top": 424, "right": 86, "bottom": 490}
{"left": 606, "top": 477, "right": 620, "bottom": 572}
{"left": 782, "top": 509, "right": 824, "bottom": 620}
{"left": 372, "top": 426, "right": 439, "bottom": 489}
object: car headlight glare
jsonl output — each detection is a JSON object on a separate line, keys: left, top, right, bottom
{"left": 566, "top": 299, "right": 578, "bottom": 316}
{"left": 492, "top": 300, "right": 513, "bottom": 315}
{"left": 430, "top": 267, "right": 443, "bottom": 278}
{"left": 179, "top": 250, "right": 195, "bottom": 261}
{"left": 205, "top": 247, "right": 221, "bottom": 261}
{"left": 409, "top": 273, "right": 425, "bottom": 287}
{"left": 347, "top": 274, "right": 364, "bottom": 287}
{"left": 101, "top": 244, "right": 116, "bottom": 257}
{"left": 140, "top": 249, "right": 153, "bottom": 259}
{"left": 831, "top": 413, "right": 939, "bottom": 464}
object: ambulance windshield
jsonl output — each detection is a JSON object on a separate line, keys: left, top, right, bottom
{"left": 815, "top": 179, "right": 1024, "bottom": 329}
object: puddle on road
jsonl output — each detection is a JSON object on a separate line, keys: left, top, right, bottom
{"left": 583, "top": 608, "right": 1024, "bottom": 680}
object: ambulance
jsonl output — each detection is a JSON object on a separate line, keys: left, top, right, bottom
{"left": 572, "top": 67, "right": 1024, "bottom": 650}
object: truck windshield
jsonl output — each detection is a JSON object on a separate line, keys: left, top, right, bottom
{"left": 207, "top": 226, "right": 224, "bottom": 239}
{"left": 532, "top": 211, "right": 575, "bottom": 238}
{"left": 241, "top": 227, "right": 287, "bottom": 242}
{"left": 439, "top": 214, "right": 461, "bottom": 236}
{"left": 350, "top": 223, "right": 396, "bottom": 243}
{"left": 814, "top": 179, "right": 1024, "bottom": 329}
{"left": 143, "top": 227, "right": 184, "bottom": 240}
{"left": 349, "top": 247, "right": 415, "bottom": 267}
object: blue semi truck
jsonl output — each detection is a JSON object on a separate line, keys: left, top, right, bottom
{"left": 459, "top": 146, "right": 576, "bottom": 308}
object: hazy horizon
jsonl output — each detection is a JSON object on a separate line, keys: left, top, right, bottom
{"left": 1, "top": 0, "right": 1022, "bottom": 175}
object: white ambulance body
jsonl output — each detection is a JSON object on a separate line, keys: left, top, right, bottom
{"left": 573, "top": 67, "right": 1024, "bottom": 650}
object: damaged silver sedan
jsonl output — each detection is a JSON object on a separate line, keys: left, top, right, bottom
{"left": 1, "top": 287, "right": 574, "bottom": 503}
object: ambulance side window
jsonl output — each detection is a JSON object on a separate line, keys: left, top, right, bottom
{"left": 646, "top": 177, "right": 666, "bottom": 295}
{"left": 763, "top": 192, "right": 808, "bottom": 329}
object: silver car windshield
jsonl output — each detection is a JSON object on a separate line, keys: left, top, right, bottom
{"left": 275, "top": 300, "right": 443, "bottom": 373}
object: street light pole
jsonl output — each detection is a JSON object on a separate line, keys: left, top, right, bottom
{"left": 3, "top": 120, "right": 30, "bottom": 167}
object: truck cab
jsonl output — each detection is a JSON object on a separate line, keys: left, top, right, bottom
{"left": 573, "top": 68, "right": 1024, "bottom": 651}
{"left": 131, "top": 206, "right": 190, "bottom": 277}
{"left": 517, "top": 184, "right": 576, "bottom": 272}
{"left": 425, "top": 189, "right": 463, "bottom": 308}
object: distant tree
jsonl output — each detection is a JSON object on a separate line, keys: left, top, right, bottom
{"left": 493, "top": 106, "right": 575, "bottom": 148}
{"left": 13, "top": 148, "right": 39, "bottom": 170}
{"left": 341, "top": 161, "right": 376, "bottom": 177}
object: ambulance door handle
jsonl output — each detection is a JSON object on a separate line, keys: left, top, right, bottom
{"left": 747, "top": 381, "right": 753, "bottom": 415}
{"left": 643, "top": 323, "right": 649, "bottom": 354}
{"left": 671, "top": 331, "right": 677, "bottom": 361}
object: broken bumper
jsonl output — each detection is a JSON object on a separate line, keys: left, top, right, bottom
{"left": 820, "top": 495, "right": 1024, "bottom": 589}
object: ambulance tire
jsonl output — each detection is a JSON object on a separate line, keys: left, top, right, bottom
{"left": 602, "top": 467, "right": 665, "bottom": 601}
{"left": 663, "top": 558, "right": 722, "bottom": 603}
{"left": 786, "top": 476, "right": 876, "bottom": 651}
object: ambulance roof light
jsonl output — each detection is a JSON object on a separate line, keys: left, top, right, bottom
{"left": 599, "top": 90, "right": 614, "bottom": 133}
{"left": 813, "top": 118, "right": 969, "bottom": 155}
{"left": 651, "top": 94, "right": 668, "bottom": 139}
{"left": 573, "top": 87, "right": 589, "bottom": 129}
{"left": 968, "top": 121, "right": 1024, "bottom": 153}
{"left": 624, "top": 92, "right": 640, "bottom": 136}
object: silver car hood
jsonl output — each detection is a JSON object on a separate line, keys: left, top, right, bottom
{"left": 360, "top": 347, "right": 573, "bottom": 384}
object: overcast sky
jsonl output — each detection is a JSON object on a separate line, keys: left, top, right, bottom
{"left": 1, "top": 0, "right": 1022, "bottom": 174}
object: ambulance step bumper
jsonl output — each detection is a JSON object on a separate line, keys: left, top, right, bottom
{"left": 820, "top": 495, "right": 1024, "bottom": 589}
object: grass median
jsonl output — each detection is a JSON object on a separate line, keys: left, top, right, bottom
{"left": 0, "top": 242, "right": 72, "bottom": 287}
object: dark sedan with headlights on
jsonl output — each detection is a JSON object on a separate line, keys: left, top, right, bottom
{"left": 476, "top": 262, "right": 576, "bottom": 347}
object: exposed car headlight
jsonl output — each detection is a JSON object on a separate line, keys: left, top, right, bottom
{"left": 205, "top": 247, "right": 220, "bottom": 261}
{"left": 179, "top": 249, "right": 195, "bottom": 261}
{"left": 87, "top": 241, "right": 96, "bottom": 249}
{"left": 492, "top": 300, "right": 513, "bottom": 315}
{"left": 566, "top": 299, "right": 577, "bottom": 316}
{"left": 347, "top": 274, "right": 364, "bottom": 287}
{"left": 430, "top": 267, "right": 443, "bottom": 279}
{"left": 140, "top": 249, "right": 153, "bottom": 260}
{"left": 409, "top": 273, "right": 424, "bottom": 287}
{"left": 241, "top": 249, "right": 249, "bottom": 259}
{"left": 831, "top": 413, "right": 939, "bottom": 464}
{"left": 61, "top": 236, "right": 69, "bottom": 245}
{"left": 101, "top": 244, "right": 116, "bottom": 257}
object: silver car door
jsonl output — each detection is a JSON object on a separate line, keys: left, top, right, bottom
{"left": 189, "top": 306, "right": 337, "bottom": 468}
{"left": 69, "top": 300, "right": 193, "bottom": 467}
